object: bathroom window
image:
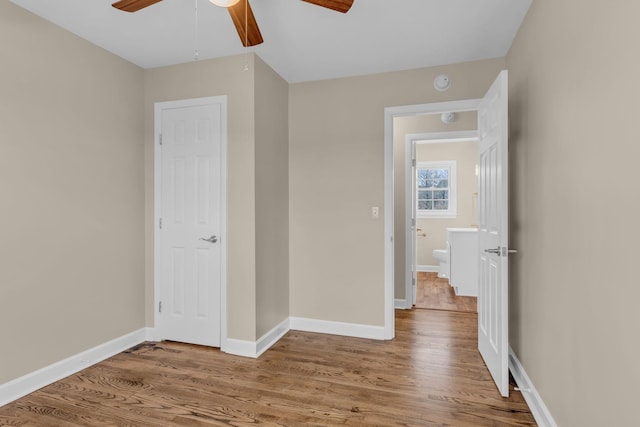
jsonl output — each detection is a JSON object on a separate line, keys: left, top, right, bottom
{"left": 416, "top": 160, "right": 457, "bottom": 218}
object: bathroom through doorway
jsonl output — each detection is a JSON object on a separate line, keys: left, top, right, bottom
{"left": 412, "top": 133, "right": 479, "bottom": 312}
{"left": 414, "top": 272, "right": 476, "bottom": 312}
{"left": 399, "top": 112, "right": 480, "bottom": 312}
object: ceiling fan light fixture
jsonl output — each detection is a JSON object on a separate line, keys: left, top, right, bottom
{"left": 209, "top": 0, "right": 240, "bottom": 7}
{"left": 113, "top": 0, "right": 350, "bottom": 47}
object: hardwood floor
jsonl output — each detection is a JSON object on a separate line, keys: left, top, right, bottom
{"left": 0, "top": 310, "right": 535, "bottom": 426}
{"left": 414, "top": 272, "right": 477, "bottom": 313}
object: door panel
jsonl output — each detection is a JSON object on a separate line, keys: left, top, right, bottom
{"left": 477, "top": 70, "right": 509, "bottom": 397}
{"left": 159, "top": 102, "right": 222, "bottom": 347}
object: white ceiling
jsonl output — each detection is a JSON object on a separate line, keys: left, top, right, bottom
{"left": 10, "top": 0, "right": 531, "bottom": 83}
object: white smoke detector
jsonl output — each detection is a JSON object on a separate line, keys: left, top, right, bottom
{"left": 441, "top": 112, "right": 456, "bottom": 124}
{"left": 434, "top": 74, "right": 451, "bottom": 91}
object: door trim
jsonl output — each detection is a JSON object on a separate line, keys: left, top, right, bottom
{"left": 384, "top": 99, "right": 480, "bottom": 337}
{"left": 404, "top": 130, "right": 479, "bottom": 309}
{"left": 153, "top": 96, "right": 228, "bottom": 349}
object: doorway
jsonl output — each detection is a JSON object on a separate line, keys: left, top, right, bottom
{"left": 384, "top": 69, "right": 511, "bottom": 397}
{"left": 383, "top": 99, "right": 480, "bottom": 338}
{"left": 153, "top": 96, "right": 228, "bottom": 348}
{"left": 406, "top": 129, "right": 479, "bottom": 312}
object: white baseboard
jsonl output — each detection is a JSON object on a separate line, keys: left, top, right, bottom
{"left": 417, "top": 265, "right": 438, "bottom": 273}
{"left": 0, "top": 328, "right": 150, "bottom": 407}
{"left": 222, "top": 338, "right": 258, "bottom": 358}
{"left": 290, "top": 317, "right": 387, "bottom": 340}
{"left": 509, "top": 347, "right": 557, "bottom": 427}
{"left": 256, "top": 318, "right": 290, "bottom": 357}
{"left": 395, "top": 298, "right": 409, "bottom": 309}
{"left": 143, "top": 326, "right": 158, "bottom": 342}
{"left": 454, "top": 287, "right": 477, "bottom": 297}
{"left": 226, "top": 316, "right": 388, "bottom": 357}
{"left": 223, "top": 318, "right": 290, "bottom": 359}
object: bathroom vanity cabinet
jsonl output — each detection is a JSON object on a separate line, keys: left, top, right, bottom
{"left": 447, "top": 228, "right": 478, "bottom": 297}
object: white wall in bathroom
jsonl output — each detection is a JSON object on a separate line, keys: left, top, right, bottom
{"left": 416, "top": 140, "right": 478, "bottom": 266}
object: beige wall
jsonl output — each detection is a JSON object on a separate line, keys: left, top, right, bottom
{"left": 507, "top": 0, "right": 640, "bottom": 425}
{"left": 0, "top": 2, "right": 144, "bottom": 383}
{"left": 144, "top": 54, "right": 258, "bottom": 341}
{"left": 389, "top": 60, "right": 505, "bottom": 301}
{"left": 290, "top": 59, "right": 505, "bottom": 322}
{"left": 254, "top": 57, "right": 290, "bottom": 338}
{"left": 415, "top": 141, "right": 478, "bottom": 266}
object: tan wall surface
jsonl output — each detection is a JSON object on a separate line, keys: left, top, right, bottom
{"left": 290, "top": 59, "right": 505, "bottom": 322}
{"left": 144, "top": 54, "right": 257, "bottom": 341}
{"left": 415, "top": 141, "right": 478, "bottom": 265}
{"left": 0, "top": 2, "right": 145, "bottom": 383}
{"left": 507, "top": 0, "right": 640, "bottom": 425}
{"left": 389, "top": 60, "right": 505, "bottom": 301}
{"left": 254, "top": 56, "right": 290, "bottom": 338}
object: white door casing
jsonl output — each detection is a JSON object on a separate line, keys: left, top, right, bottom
{"left": 385, "top": 99, "right": 481, "bottom": 335}
{"left": 477, "top": 70, "right": 510, "bottom": 397}
{"left": 408, "top": 140, "right": 417, "bottom": 307}
{"left": 154, "top": 97, "right": 226, "bottom": 348}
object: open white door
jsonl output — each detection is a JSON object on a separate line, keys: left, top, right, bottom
{"left": 477, "top": 70, "right": 510, "bottom": 397}
{"left": 155, "top": 98, "right": 224, "bottom": 348}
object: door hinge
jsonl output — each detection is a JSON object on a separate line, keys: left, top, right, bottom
{"left": 412, "top": 218, "right": 416, "bottom": 227}
{"left": 159, "top": 301, "right": 162, "bottom": 313}
{"left": 412, "top": 158, "right": 416, "bottom": 167}
{"left": 159, "top": 218, "right": 162, "bottom": 229}
{"left": 159, "top": 134, "right": 163, "bottom": 146}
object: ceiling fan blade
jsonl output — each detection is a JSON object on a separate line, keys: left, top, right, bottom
{"left": 228, "top": 0, "right": 264, "bottom": 47}
{"left": 302, "top": 0, "right": 353, "bottom": 13}
{"left": 112, "top": 0, "right": 162, "bottom": 13}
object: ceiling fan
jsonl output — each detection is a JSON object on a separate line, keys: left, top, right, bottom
{"left": 112, "top": 0, "right": 354, "bottom": 47}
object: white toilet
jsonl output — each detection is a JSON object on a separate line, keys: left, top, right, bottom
{"left": 432, "top": 248, "right": 449, "bottom": 279}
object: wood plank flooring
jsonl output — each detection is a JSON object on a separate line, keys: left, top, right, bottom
{"left": 0, "top": 310, "right": 535, "bottom": 426}
{"left": 415, "top": 272, "right": 477, "bottom": 313}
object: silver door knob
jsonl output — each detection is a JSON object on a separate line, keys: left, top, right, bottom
{"left": 200, "top": 235, "right": 218, "bottom": 243}
{"left": 484, "top": 247, "right": 518, "bottom": 256}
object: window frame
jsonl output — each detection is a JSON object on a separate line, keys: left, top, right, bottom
{"left": 416, "top": 160, "right": 457, "bottom": 218}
